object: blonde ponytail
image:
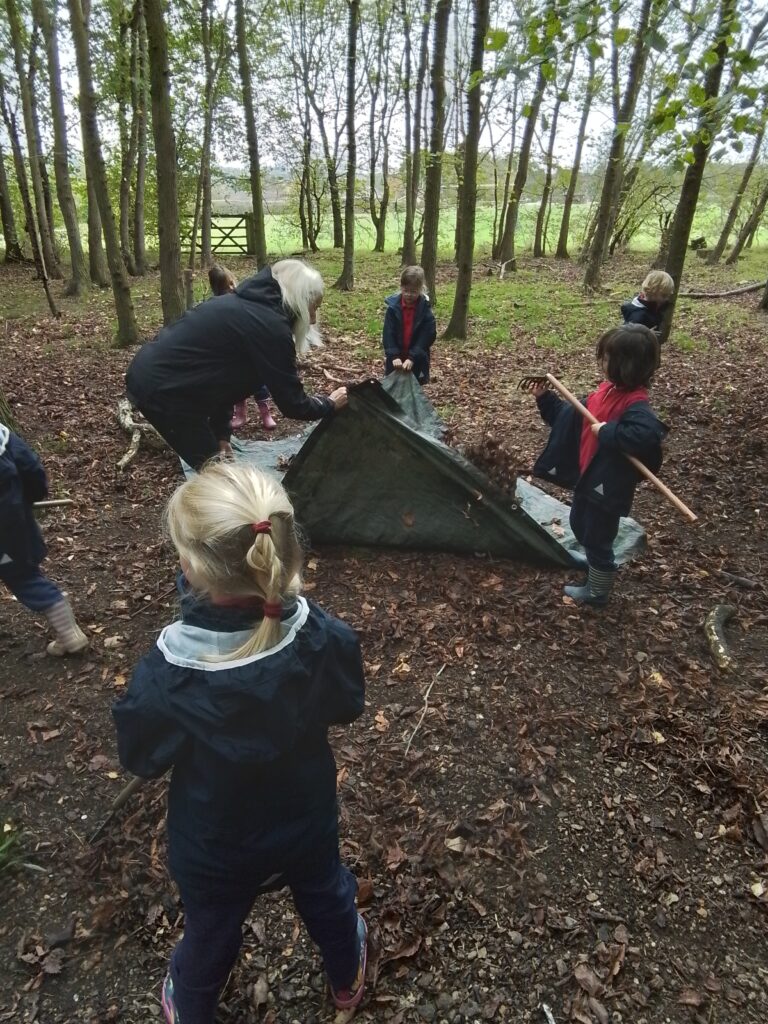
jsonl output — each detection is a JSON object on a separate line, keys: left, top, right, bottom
{"left": 165, "top": 464, "right": 303, "bottom": 660}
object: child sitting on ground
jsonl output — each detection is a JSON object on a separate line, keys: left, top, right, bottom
{"left": 382, "top": 265, "right": 436, "bottom": 385}
{"left": 112, "top": 462, "right": 368, "bottom": 1023}
{"left": 209, "top": 264, "right": 277, "bottom": 431}
{"left": 530, "top": 325, "right": 667, "bottom": 606}
{"left": 0, "top": 424, "right": 88, "bottom": 655}
{"left": 620, "top": 269, "right": 675, "bottom": 335}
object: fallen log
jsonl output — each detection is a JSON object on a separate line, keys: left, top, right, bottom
{"left": 680, "top": 279, "right": 767, "bottom": 299}
{"left": 704, "top": 604, "right": 737, "bottom": 672}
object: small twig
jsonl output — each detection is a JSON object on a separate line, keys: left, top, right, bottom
{"left": 587, "top": 908, "right": 626, "bottom": 924}
{"left": 716, "top": 569, "right": 761, "bottom": 590}
{"left": 404, "top": 663, "right": 446, "bottom": 759}
{"left": 33, "top": 499, "right": 74, "bottom": 508}
{"left": 128, "top": 585, "right": 177, "bottom": 620}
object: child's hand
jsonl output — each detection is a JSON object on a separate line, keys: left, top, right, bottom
{"left": 590, "top": 421, "right": 606, "bottom": 436}
{"left": 392, "top": 358, "right": 403, "bottom": 369}
{"left": 402, "top": 358, "right": 413, "bottom": 371}
{"left": 218, "top": 440, "right": 234, "bottom": 458}
{"left": 531, "top": 383, "right": 547, "bottom": 398}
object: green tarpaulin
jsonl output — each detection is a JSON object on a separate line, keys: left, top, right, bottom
{"left": 185, "top": 373, "right": 646, "bottom": 568}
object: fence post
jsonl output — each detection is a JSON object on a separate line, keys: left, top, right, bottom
{"left": 245, "top": 212, "right": 256, "bottom": 256}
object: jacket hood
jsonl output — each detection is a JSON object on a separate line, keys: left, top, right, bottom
{"left": 157, "top": 596, "right": 309, "bottom": 671}
{"left": 622, "top": 296, "right": 648, "bottom": 314}
{"left": 235, "top": 266, "right": 286, "bottom": 310}
{"left": 0, "top": 424, "right": 8, "bottom": 458}
{"left": 385, "top": 292, "right": 428, "bottom": 313}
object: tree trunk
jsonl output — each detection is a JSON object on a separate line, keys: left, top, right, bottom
{"left": 583, "top": 0, "right": 655, "bottom": 290}
{"left": 420, "top": 0, "right": 451, "bottom": 304}
{"left": 143, "top": 0, "right": 184, "bottom": 325}
{"left": 0, "top": 71, "right": 59, "bottom": 315}
{"left": 68, "top": 0, "right": 137, "bottom": 344}
{"left": 444, "top": 0, "right": 489, "bottom": 339}
{"left": 496, "top": 65, "right": 547, "bottom": 268}
{"left": 533, "top": 53, "right": 576, "bottom": 258}
{"left": 133, "top": 3, "right": 148, "bottom": 276}
{"left": 556, "top": 40, "right": 596, "bottom": 258}
{"left": 34, "top": 0, "right": 89, "bottom": 294}
{"left": 760, "top": 275, "right": 768, "bottom": 312}
{"left": 28, "top": 27, "right": 60, "bottom": 276}
{"left": 708, "top": 117, "right": 766, "bottom": 264}
{"left": 333, "top": 0, "right": 359, "bottom": 290}
{"left": 660, "top": 0, "right": 736, "bottom": 343}
{"left": 402, "top": 0, "right": 432, "bottom": 265}
{"left": 5, "top": 0, "right": 62, "bottom": 280}
{"left": 235, "top": 0, "right": 268, "bottom": 268}
{"left": 0, "top": 135, "right": 25, "bottom": 262}
{"left": 116, "top": 10, "right": 138, "bottom": 276}
{"left": 724, "top": 178, "right": 768, "bottom": 265}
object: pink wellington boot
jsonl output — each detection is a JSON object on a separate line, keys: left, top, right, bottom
{"left": 257, "top": 400, "right": 277, "bottom": 431}
{"left": 231, "top": 401, "right": 248, "bottom": 430}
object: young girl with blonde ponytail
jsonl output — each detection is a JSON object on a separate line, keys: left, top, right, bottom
{"left": 112, "top": 462, "right": 367, "bottom": 1023}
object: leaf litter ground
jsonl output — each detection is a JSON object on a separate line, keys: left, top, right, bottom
{"left": 0, "top": 256, "right": 767, "bottom": 1024}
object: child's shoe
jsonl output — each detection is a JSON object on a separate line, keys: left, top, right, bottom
{"left": 563, "top": 566, "right": 617, "bottom": 607}
{"left": 161, "top": 973, "right": 180, "bottom": 1023}
{"left": 257, "top": 399, "right": 277, "bottom": 431}
{"left": 231, "top": 401, "right": 248, "bottom": 429}
{"left": 44, "top": 599, "right": 89, "bottom": 656}
{"left": 330, "top": 914, "right": 368, "bottom": 1010}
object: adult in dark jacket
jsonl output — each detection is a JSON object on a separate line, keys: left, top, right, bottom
{"left": 382, "top": 265, "right": 436, "bottom": 385}
{"left": 112, "top": 462, "right": 368, "bottom": 1023}
{"left": 531, "top": 325, "right": 667, "bottom": 606}
{"left": 125, "top": 260, "right": 347, "bottom": 469}
{"left": 0, "top": 424, "right": 88, "bottom": 654}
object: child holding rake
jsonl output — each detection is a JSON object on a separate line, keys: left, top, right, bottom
{"left": 530, "top": 325, "right": 667, "bottom": 606}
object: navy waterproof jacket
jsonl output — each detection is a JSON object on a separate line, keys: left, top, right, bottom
{"left": 533, "top": 390, "right": 667, "bottom": 518}
{"left": 125, "top": 266, "right": 333, "bottom": 440}
{"left": 382, "top": 294, "right": 436, "bottom": 365}
{"left": 112, "top": 593, "right": 365, "bottom": 896}
{"left": 620, "top": 295, "right": 667, "bottom": 334}
{"left": 0, "top": 425, "right": 48, "bottom": 568}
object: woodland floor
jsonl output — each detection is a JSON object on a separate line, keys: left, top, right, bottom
{"left": 0, "top": 252, "right": 767, "bottom": 1024}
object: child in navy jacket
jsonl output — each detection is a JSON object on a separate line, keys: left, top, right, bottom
{"left": 531, "top": 325, "right": 666, "bottom": 605}
{"left": 0, "top": 424, "right": 88, "bottom": 654}
{"left": 112, "top": 462, "right": 367, "bottom": 1023}
{"left": 382, "top": 265, "right": 436, "bottom": 385}
{"left": 621, "top": 270, "right": 675, "bottom": 335}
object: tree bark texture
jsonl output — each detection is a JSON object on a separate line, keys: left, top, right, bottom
{"left": 333, "top": 0, "right": 359, "bottom": 290}
{"left": 444, "top": 0, "right": 489, "bottom": 339}
{"left": 0, "top": 135, "right": 25, "bottom": 262}
{"left": 420, "top": 0, "right": 451, "bottom": 304}
{"left": 660, "top": 0, "right": 737, "bottom": 343}
{"left": 236, "top": 0, "right": 268, "bottom": 268}
{"left": 68, "top": 0, "right": 137, "bottom": 344}
{"left": 34, "top": 0, "right": 89, "bottom": 294}
{"left": 582, "top": 0, "right": 656, "bottom": 290}
{"left": 402, "top": 0, "right": 432, "bottom": 265}
{"left": 5, "top": 0, "right": 61, "bottom": 280}
{"left": 133, "top": 3, "right": 148, "bottom": 275}
{"left": 496, "top": 65, "right": 547, "bottom": 268}
{"left": 143, "top": 0, "right": 185, "bottom": 325}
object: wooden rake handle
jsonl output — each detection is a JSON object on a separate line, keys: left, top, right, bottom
{"left": 545, "top": 373, "right": 698, "bottom": 524}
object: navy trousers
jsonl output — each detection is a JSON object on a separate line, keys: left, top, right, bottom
{"left": 569, "top": 498, "right": 620, "bottom": 572}
{"left": 0, "top": 561, "right": 63, "bottom": 611}
{"left": 169, "top": 850, "right": 359, "bottom": 1024}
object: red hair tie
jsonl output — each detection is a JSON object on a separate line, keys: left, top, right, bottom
{"left": 252, "top": 520, "right": 272, "bottom": 535}
{"left": 262, "top": 601, "right": 283, "bottom": 619}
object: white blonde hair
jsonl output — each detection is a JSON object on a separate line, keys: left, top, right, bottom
{"left": 165, "top": 462, "right": 304, "bottom": 660}
{"left": 271, "top": 259, "right": 324, "bottom": 356}
{"left": 641, "top": 270, "right": 674, "bottom": 302}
